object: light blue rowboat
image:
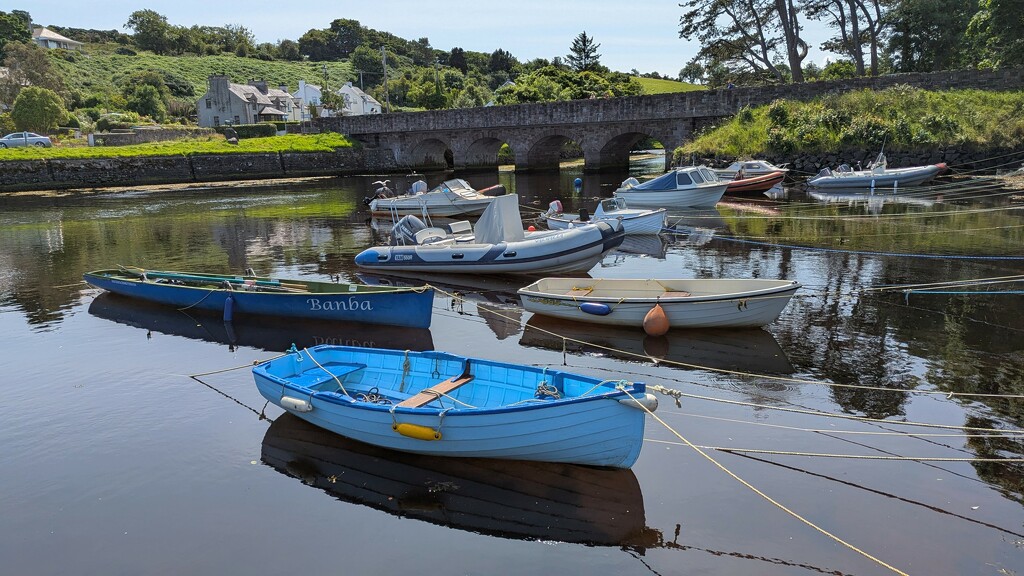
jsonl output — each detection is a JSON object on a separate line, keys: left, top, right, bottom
{"left": 83, "top": 267, "right": 434, "bottom": 328}
{"left": 252, "top": 345, "right": 657, "bottom": 468}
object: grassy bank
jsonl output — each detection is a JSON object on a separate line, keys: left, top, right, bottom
{"left": 679, "top": 86, "right": 1024, "bottom": 160}
{"left": 0, "top": 133, "right": 355, "bottom": 160}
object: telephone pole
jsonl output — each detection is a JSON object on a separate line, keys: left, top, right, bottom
{"left": 380, "top": 46, "right": 391, "bottom": 113}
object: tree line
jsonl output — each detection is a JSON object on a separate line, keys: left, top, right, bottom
{"left": 679, "top": 0, "right": 1024, "bottom": 87}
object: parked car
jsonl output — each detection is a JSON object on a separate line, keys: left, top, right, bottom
{"left": 0, "top": 132, "right": 53, "bottom": 148}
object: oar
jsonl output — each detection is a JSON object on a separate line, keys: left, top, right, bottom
{"left": 120, "top": 267, "right": 308, "bottom": 292}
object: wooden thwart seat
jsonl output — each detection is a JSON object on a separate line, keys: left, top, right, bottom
{"left": 661, "top": 290, "right": 691, "bottom": 298}
{"left": 397, "top": 362, "right": 474, "bottom": 408}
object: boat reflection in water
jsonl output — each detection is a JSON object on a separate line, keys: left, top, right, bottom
{"left": 521, "top": 315, "right": 793, "bottom": 374}
{"left": 808, "top": 189, "right": 938, "bottom": 214}
{"left": 87, "top": 292, "right": 434, "bottom": 353}
{"left": 261, "top": 413, "right": 659, "bottom": 547}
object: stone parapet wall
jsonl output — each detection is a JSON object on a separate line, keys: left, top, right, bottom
{"left": 321, "top": 68, "right": 1024, "bottom": 135}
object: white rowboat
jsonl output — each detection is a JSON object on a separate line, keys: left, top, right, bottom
{"left": 518, "top": 277, "right": 801, "bottom": 329}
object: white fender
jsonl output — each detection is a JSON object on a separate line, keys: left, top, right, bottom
{"left": 618, "top": 393, "right": 658, "bottom": 412}
{"left": 280, "top": 396, "right": 313, "bottom": 412}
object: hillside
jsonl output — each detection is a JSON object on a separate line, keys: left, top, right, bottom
{"left": 48, "top": 44, "right": 353, "bottom": 99}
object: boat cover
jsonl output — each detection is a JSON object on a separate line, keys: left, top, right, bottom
{"left": 628, "top": 170, "right": 678, "bottom": 191}
{"left": 474, "top": 194, "right": 525, "bottom": 244}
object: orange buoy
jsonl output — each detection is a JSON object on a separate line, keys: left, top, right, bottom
{"left": 643, "top": 303, "right": 670, "bottom": 336}
{"left": 527, "top": 225, "right": 536, "bottom": 232}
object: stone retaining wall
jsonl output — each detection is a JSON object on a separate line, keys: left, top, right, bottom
{"left": 0, "top": 148, "right": 387, "bottom": 192}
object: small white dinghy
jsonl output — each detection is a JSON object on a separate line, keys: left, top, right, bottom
{"left": 365, "top": 178, "right": 506, "bottom": 217}
{"left": 541, "top": 197, "right": 667, "bottom": 235}
{"left": 518, "top": 277, "right": 801, "bottom": 329}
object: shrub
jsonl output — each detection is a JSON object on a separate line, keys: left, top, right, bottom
{"left": 215, "top": 122, "right": 277, "bottom": 138}
{"left": 840, "top": 115, "right": 891, "bottom": 146}
{"left": 766, "top": 100, "right": 790, "bottom": 127}
{"left": 766, "top": 127, "right": 795, "bottom": 153}
{"left": 115, "top": 46, "right": 137, "bottom": 56}
{"left": 737, "top": 106, "right": 755, "bottom": 124}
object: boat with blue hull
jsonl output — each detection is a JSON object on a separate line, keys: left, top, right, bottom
{"left": 253, "top": 345, "right": 656, "bottom": 468}
{"left": 83, "top": 268, "right": 434, "bottom": 329}
{"left": 355, "top": 194, "right": 624, "bottom": 275}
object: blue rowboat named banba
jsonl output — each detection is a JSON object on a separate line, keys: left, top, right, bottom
{"left": 83, "top": 267, "right": 433, "bottom": 328}
{"left": 253, "top": 345, "right": 658, "bottom": 468}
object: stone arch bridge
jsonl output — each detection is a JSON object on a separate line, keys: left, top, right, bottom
{"left": 316, "top": 68, "right": 1024, "bottom": 172}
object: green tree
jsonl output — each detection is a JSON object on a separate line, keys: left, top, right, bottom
{"left": 299, "top": 28, "right": 333, "bottom": 61}
{"left": 885, "top": 0, "right": 975, "bottom": 72}
{"left": 488, "top": 48, "right": 517, "bottom": 73}
{"left": 0, "top": 42, "right": 66, "bottom": 106}
{"left": 448, "top": 47, "right": 468, "bottom": 73}
{"left": 126, "top": 84, "right": 166, "bottom": 121}
{"left": 967, "top": 0, "right": 1024, "bottom": 67}
{"left": 566, "top": 31, "right": 601, "bottom": 72}
{"left": 125, "top": 9, "right": 172, "bottom": 54}
{"left": 328, "top": 18, "right": 363, "bottom": 58}
{"left": 11, "top": 86, "right": 67, "bottom": 132}
{"left": 277, "top": 39, "right": 301, "bottom": 61}
{"left": 351, "top": 45, "right": 385, "bottom": 87}
{"left": 0, "top": 10, "right": 31, "bottom": 57}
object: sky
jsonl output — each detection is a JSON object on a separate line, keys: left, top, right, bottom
{"left": 22, "top": 1, "right": 833, "bottom": 77}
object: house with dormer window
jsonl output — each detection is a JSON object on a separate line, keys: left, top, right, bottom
{"left": 197, "top": 75, "right": 298, "bottom": 128}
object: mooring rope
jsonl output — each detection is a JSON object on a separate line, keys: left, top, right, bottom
{"left": 619, "top": 387, "right": 910, "bottom": 576}
{"left": 427, "top": 284, "right": 1024, "bottom": 400}
{"left": 644, "top": 439, "right": 1024, "bottom": 462}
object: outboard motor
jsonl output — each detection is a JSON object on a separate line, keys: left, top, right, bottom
{"left": 408, "top": 180, "right": 428, "bottom": 195}
{"left": 363, "top": 180, "right": 395, "bottom": 206}
{"left": 390, "top": 214, "right": 427, "bottom": 246}
{"left": 544, "top": 199, "right": 563, "bottom": 217}
{"left": 579, "top": 208, "right": 590, "bottom": 222}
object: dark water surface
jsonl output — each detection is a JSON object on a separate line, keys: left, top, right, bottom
{"left": 2, "top": 162, "right": 1024, "bottom": 575}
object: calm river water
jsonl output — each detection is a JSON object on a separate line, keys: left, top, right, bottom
{"left": 2, "top": 158, "right": 1023, "bottom": 575}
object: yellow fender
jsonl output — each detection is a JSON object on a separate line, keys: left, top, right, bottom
{"left": 393, "top": 422, "right": 442, "bottom": 441}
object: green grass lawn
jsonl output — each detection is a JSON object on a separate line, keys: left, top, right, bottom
{"left": 0, "top": 133, "right": 354, "bottom": 160}
{"left": 634, "top": 77, "right": 704, "bottom": 94}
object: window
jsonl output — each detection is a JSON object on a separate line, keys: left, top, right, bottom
{"left": 205, "top": 99, "right": 211, "bottom": 109}
{"left": 699, "top": 168, "right": 717, "bottom": 182}
{"left": 213, "top": 116, "right": 220, "bottom": 126}
{"left": 691, "top": 170, "right": 705, "bottom": 183}
{"left": 676, "top": 172, "right": 693, "bottom": 186}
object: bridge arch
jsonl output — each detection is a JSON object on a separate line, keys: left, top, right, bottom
{"left": 454, "top": 136, "right": 514, "bottom": 171}
{"left": 522, "top": 132, "right": 581, "bottom": 172}
{"left": 403, "top": 137, "right": 453, "bottom": 171}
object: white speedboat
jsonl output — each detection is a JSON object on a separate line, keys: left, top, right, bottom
{"left": 366, "top": 178, "right": 506, "bottom": 217}
{"left": 613, "top": 166, "right": 728, "bottom": 208}
{"left": 714, "top": 159, "right": 790, "bottom": 180}
{"left": 541, "top": 197, "right": 667, "bottom": 235}
{"left": 806, "top": 153, "right": 946, "bottom": 189}
{"left": 354, "top": 194, "right": 625, "bottom": 275}
{"left": 518, "top": 277, "right": 801, "bottom": 329}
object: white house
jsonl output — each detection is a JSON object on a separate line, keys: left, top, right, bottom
{"left": 31, "top": 27, "right": 83, "bottom": 50}
{"left": 337, "top": 82, "right": 382, "bottom": 116}
{"left": 292, "top": 80, "right": 329, "bottom": 120}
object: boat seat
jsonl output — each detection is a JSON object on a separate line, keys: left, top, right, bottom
{"left": 565, "top": 287, "right": 594, "bottom": 297}
{"left": 414, "top": 227, "right": 449, "bottom": 245}
{"left": 661, "top": 291, "right": 692, "bottom": 298}
{"left": 446, "top": 220, "right": 473, "bottom": 234}
{"left": 396, "top": 361, "right": 474, "bottom": 408}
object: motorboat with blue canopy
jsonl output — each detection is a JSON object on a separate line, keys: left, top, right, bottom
{"left": 614, "top": 166, "right": 728, "bottom": 207}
